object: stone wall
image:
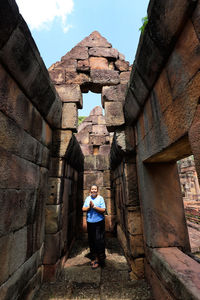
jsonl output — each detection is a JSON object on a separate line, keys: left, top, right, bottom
{"left": 121, "top": 0, "right": 200, "bottom": 298}
{"left": 76, "top": 106, "right": 115, "bottom": 233}
{"left": 0, "top": 1, "right": 83, "bottom": 298}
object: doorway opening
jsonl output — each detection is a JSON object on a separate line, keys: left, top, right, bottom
{"left": 177, "top": 155, "right": 200, "bottom": 259}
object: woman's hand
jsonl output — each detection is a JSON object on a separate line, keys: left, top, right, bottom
{"left": 90, "top": 200, "right": 94, "bottom": 208}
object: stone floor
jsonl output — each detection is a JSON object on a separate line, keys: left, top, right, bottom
{"left": 34, "top": 237, "right": 154, "bottom": 300}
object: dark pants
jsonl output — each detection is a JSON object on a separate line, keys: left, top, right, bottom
{"left": 87, "top": 219, "right": 106, "bottom": 265}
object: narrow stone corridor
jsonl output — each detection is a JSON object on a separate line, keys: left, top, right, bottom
{"left": 34, "top": 237, "right": 153, "bottom": 300}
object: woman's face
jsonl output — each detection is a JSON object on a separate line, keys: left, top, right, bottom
{"left": 90, "top": 185, "right": 98, "bottom": 198}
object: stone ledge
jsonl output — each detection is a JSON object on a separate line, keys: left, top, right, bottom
{"left": 147, "top": 247, "right": 200, "bottom": 300}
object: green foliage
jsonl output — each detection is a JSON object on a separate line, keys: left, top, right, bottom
{"left": 78, "top": 116, "right": 87, "bottom": 125}
{"left": 139, "top": 16, "right": 148, "bottom": 33}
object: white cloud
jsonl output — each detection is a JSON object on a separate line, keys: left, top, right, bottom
{"left": 16, "top": 0, "right": 74, "bottom": 32}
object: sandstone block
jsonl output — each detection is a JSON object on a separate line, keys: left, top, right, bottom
{"left": 77, "top": 59, "right": 90, "bottom": 72}
{"left": 102, "top": 84, "right": 127, "bottom": 107}
{"left": 47, "top": 177, "right": 62, "bottom": 205}
{"left": 89, "top": 47, "right": 118, "bottom": 58}
{"left": 90, "top": 134, "right": 106, "bottom": 146}
{"left": 62, "top": 102, "right": 78, "bottom": 130}
{"left": 80, "top": 144, "right": 93, "bottom": 155}
{"left": 52, "top": 130, "right": 72, "bottom": 157}
{"left": 166, "top": 20, "right": 200, "bottom": 99}
{"left": 99, "top": 145, "right": 111, "bottom": 155}
{"left": 89, "top": 57, "right": 109, "bottom": 70}
{"left": 49, "top": 157, "right": 65, "bottom": 177}
{"left": 96, "top": 155, "right": 110, "bottom": 171}
{"left": 54, "top": 58, "right": 77, "bottom": 72}
{"left": 117, "top": 225, "right": 128, "bottom": 255}
{"left": 49, "top": 69, "right": 65, "bottom": 84}
{"left": 0, "top": 147, "right": 39, "bottom": 189}
{"left": 89, "top": 106, "right": 103, "bottom": 116}
{"left": 124, "top": 88, "right": 140, "bottom": 125}
{"left": 0, "top": 27, "right": 56, "bottom": 116}
{"left": 127, "top": 208, "right": 142, "bottom": 235}
{"left": 129, "top": 258, "right": 144, "bottom": 279}
{"left": 84, "top": 172, "right": 103, "bottom": 187}
{"left": 45, "top": 205, "right": 62, "bottom": 234}
{"left": 55, "top": 84, "right": 82, "bottom": 108}
{"left": 0, "top": 0, "right": 19, "bottom": 49}
{"left": 92, "top": 125, "right": 108, "bottom": 135}
{"left": 104, "top": 102, "right": 125, "bottom": 131}
{"left": 129, "top": 67, "right": 149, "bottom": 106}
{"left": 46, "top": 94, "right": 62, "bottom": 129}
{"left": 77, "top": 31, "right": 112, "bottom": 48}
{"left": 98, "top": 187, "right": 111, "bottom": 199}
{"left": 90, "top": 69, "right": 120, "bottom": 85}
{"left": 43, "top": 232, "right": 61, "bottom": 264}
{"left": 120, "top": 71, "right": 131, "bottom": 84}
{"left": 129, "top": 234, "right": 144, "bottom": 258}
{"left": 61, "top": 46, "right": 88, "bottom": 60}
{"left": 119, "top": 52, "right": 125, "bottom": 61}
{"left": 115, "top": 60, "right": 130, "bottom": 71}
{"left": 0, "top": 189, "right": 36, "bottom": 237}
{"left": 105, "top": 198, "right": 115, "bottom": 215}
{"left": 76, "top": 125, "right": 92, "bottom": 144}
{"left": 103, "top": 170, "right": 111, "bottom": 187}
{"left": 84, "top": 155, "right": 97, "bottom": 170}
{"left": 135, "top": 31, "right": 164, "bottom": 89}
{"left": 65, "top": 71, "right": 91, "bottom": 85}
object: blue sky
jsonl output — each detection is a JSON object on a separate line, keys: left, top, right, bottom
{"left": 16, "top": 0, "right": 149, "bottom": 116}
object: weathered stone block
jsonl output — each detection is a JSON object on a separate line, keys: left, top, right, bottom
{"left": 84, "top": 172, "right": 103, "bottom": 187}
{"left": 117, "top": 225, "right": 128, "bottom": 255}
{"left": 0, "top": 247, "right": 42, "bottom": 300}
{"left": 61, "top": 46, "right": 88, "bottom": 60}
{"left": 105, "top": 198, "right": 115, "bottom": 215}
{"left": 0, "top": 147, "right": 39, "bottom": 189}
{"left": 96, "top": 155, "right": 110, "bottom": 171}
{"left": 89, "top": 47, "right": 118, "bottom": 58}
{"left": 102, "top": 84, "right": 127, "bottom": 107}
{"left": 124, "top": 88, "right": 140, "bottom": 125}
{"left": 166, "top": 20, "right": 200, "bottom": 99}
{"left": 84, "top": 155, "right": 97, "bottom": 170}
{"left": 65, "top": 71, "right": 91, "bottom": 85}
{"left": 53, "top": 58, "right": 77, "bottom": 72}
{"left": 129, "top": 234, "right": 144, "bottom": 258}
{"left": 103, "top": 170, "right": 111, "bottom": 187}
{"left": 47, "top": 177, "right": 62, "bottom": 205}
{"left": 76, "top": 125, "right": 92, "bottom": 144}
{"left": 43, "top": 232, "right": 61, "bottom": 264}
{"left": 90, "top": 135, "right": 106, "bottom": 146}
{"left": 129, "top": 258, "right": 144, "bottom": 280}
{"left": 77, "top": 59, "right": 90, "bottom": 72}
{"left": 62, "top": 103, "right": 78, "bottom": 130}
{"left": 49, "top": 69, "right": 65, "bottom": 84}
{"left": 99, "top": 145, "right": 111, "bottom": 155}
{"left": 135, "top": 31, "right": 164, "bottom": 89}
{"left": 129, "top": 67, "right": 149, "bottom": 106}
{"left": 43, "top": 259, "right": 60, "bottom": 283}
{"left": 192, "top": 1, "right": 200, "bottom": 41}
{"left": 77, "top": 31, "right": 112, "bottom": 48}
{"left": 89, "top": 57, "right": 109, "bottom": 70}
{"left": 127, "top": 208, "right": 142, "bottom": 235}
{"left": 115, "top": 60, "right": 129, "bottom": 71}
{"left": 45, "top": 205, "right": 62, "bottom": 234}
{"left": 98, "top": 187, "right": 111, "bottom": 199}
{"left": 120, "top": 71, "right": 131, "bottom": 84}
{"left": 49, "top": 157, "right": 65, "bottom": 177}
{"left": 0, "top": 189, "right": 36, "bottom": 237}
{"left": 55, "top": 84, "right": 82, "bottom": 108}
{"left": 92, "top": 125, "right": 108, "bottom": 135}
{"left": 52, "top": 130, "right": 72, "bottom": 157}
{"left": 80, "top": 144, "right": 93, "bottom": 155}
{"left": 104, "top": 101, "right": 125, "bottom": 131}
{"left": 90, "top": 69, "right": 120, "bottom": 85}
{"left": 89, "top": 106, "right": 103, "bottom": 116}
{"left": 0, "top": 0, "right": 19, "bottom": 49}
{"left": 0, "top": 26, "right": 56, "bottom": 116}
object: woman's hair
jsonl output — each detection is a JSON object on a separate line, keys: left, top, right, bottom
{"left": 90, "top": 184, "right": 98, "bottom": 190}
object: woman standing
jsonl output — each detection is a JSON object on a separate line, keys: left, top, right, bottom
{"left": 82, "top": 185, "right": 106, "bottom": 269}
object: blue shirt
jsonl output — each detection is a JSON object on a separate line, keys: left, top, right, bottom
{"left": 83, "top": 195, "right": 106, "bottom": 223}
